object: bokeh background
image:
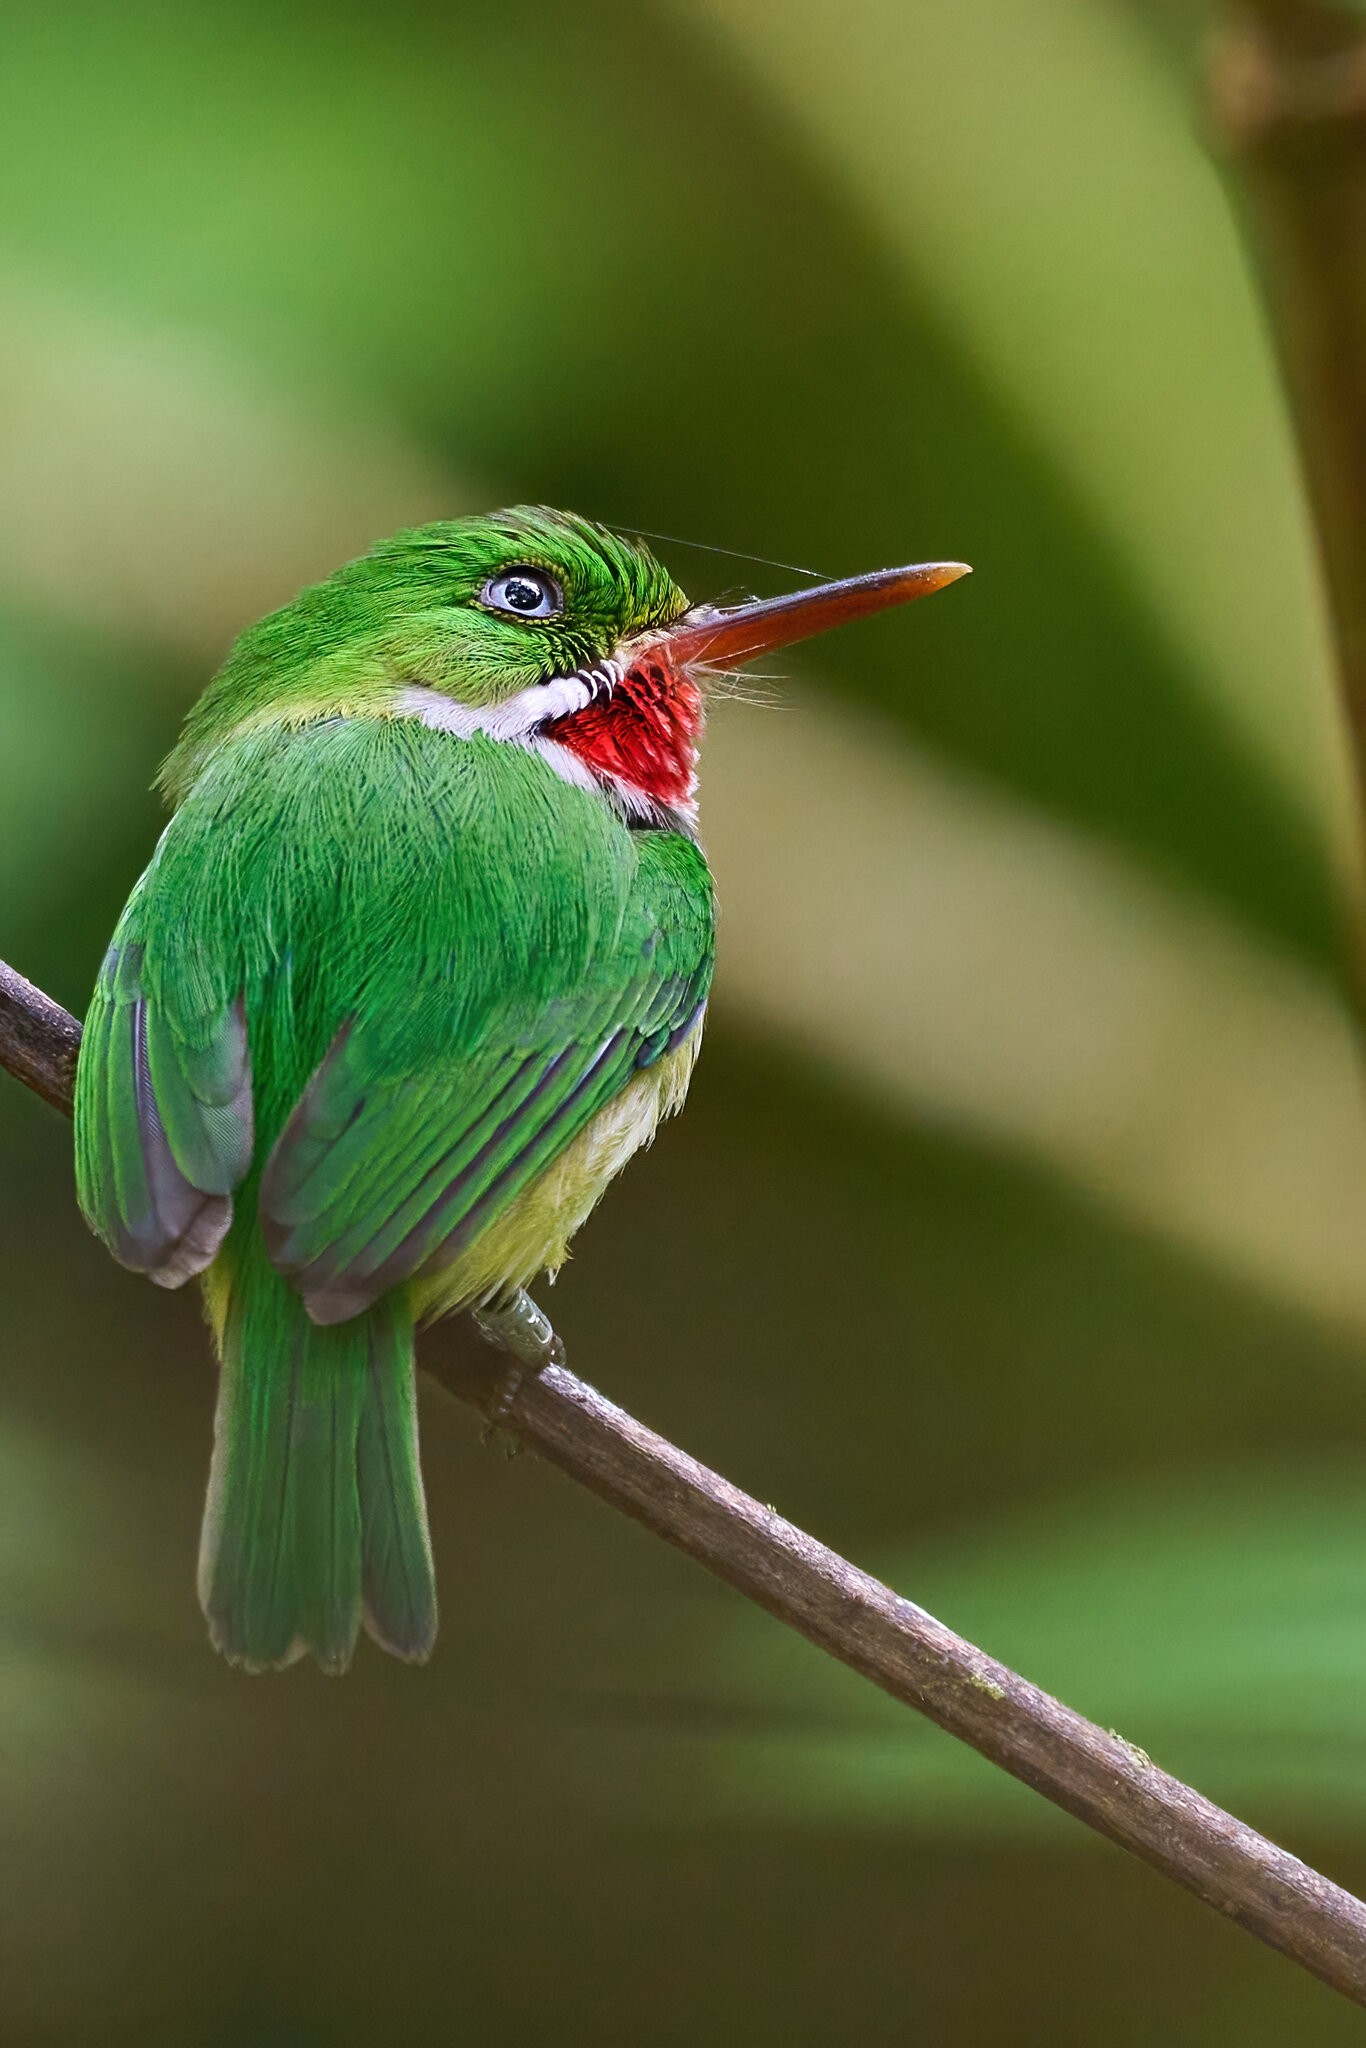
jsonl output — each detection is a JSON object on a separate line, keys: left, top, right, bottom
{"left": 4, "top": 0, "right": 1366, "bottom": 2039}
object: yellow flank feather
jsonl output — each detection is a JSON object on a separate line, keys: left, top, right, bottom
{"left": 199, "top": 971, "right": 703, "bottom": 1358}
{"left": 202, "top": 1252, "right": 234, "bottom": 1347}
{"left": 412, "top": 1022, "right": 703, "bottom": 1321}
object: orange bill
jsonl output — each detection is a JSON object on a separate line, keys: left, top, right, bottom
{"left": 659, "top": 559, "right": 971, "bottom": 668}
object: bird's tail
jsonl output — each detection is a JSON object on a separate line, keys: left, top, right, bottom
{"left": 198, "top": 1237, "right": 437, "bottom": 1673}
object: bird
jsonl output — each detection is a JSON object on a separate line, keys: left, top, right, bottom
{"left": 72, "top": 506, "right": 968, "bottom": 1673}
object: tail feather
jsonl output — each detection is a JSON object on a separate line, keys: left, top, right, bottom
{"left": 199, "top": 1243, "right": 435, "bottom": 1673}
{"left": 359, "top": 1305, "right": 437, "bottom": 1662}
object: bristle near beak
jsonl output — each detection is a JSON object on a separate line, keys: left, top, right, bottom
{"left": 655, "top": 560, "right": 971, "bottom": 670}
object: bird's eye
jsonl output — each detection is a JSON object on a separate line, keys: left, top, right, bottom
{"left": 479, "top": 567, "right": 564, "bottom": 619}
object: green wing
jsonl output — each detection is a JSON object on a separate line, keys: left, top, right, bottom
{"left": 260, "top": 833, "right": 712, "bottom": 1324}
{"left": 76, "top": 716, "right": 713, "bottom": 1320}
{"left": 74, "top": 899, "right": 254, "bottom": 1287}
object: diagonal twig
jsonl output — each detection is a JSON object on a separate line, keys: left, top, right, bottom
{"left": 0, "top": 959, "right": 81, "bottom": 1114}
{"left": 4, "top": 956, "right": 1366, "bottom": 2003}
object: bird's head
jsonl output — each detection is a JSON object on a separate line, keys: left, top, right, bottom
{"left": 163, "top": 506, "right": 968, "bottom": 825}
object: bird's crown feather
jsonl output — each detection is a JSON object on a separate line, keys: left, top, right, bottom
{"left": 161, "top": 507, "right": 689, "bottom": 803}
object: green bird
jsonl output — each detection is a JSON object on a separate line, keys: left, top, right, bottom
{"left": 72, "top": 507, "right": 967, "bottom": 1673}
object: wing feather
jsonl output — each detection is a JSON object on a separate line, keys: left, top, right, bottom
{"left": 261, "top": 952, "right": 708, "bottom": 1327}
{"left": 74, "top": 935, "right": 254, "bottom": 1286}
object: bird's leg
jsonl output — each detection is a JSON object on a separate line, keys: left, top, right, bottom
{"left": 471, "top": 1287, "right": 566, "bottom": 1437}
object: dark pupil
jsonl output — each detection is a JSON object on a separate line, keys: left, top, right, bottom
{"left": 503, "top": 576, "right": 544, "bottom": 613}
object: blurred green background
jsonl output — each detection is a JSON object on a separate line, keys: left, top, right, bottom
{"left": 6, "top": 0, "right": 1366, "bottom": 2039}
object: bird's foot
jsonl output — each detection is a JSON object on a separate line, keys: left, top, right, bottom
{"left": 471, "top": 1287, "right": 566, "bottom": 1447}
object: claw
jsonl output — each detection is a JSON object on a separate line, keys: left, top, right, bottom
{"left": 471, "top": 1287, "right": 565, "bottom": 1433}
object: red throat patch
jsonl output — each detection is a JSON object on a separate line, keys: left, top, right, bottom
{"left": 544, "top": 652, "right": 702, "bottom": 814}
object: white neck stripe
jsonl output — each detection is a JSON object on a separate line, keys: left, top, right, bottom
{"left": 393, "top": 677, "right": 697, "bottom": 835}
{"left": 394, "top": 662, "right": 622, "bottom": 745}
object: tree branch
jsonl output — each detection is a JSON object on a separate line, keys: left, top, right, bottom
{"left": 0, "top": 959, "right": 81, "bottom": 1115}
{"left": 3, "top": 961, "right": 1366, "bottom": 2002}
{"left": 1213, "top": 3, "right": 1366, "bottom": 1002}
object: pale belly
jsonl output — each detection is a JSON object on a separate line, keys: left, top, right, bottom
{"left": 410, "top": 1022, "right": 703, "bottom": 1322}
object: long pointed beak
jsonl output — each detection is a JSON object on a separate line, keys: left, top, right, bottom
{"left": 656, "top": 559, "right": 971, "bottom": 669}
